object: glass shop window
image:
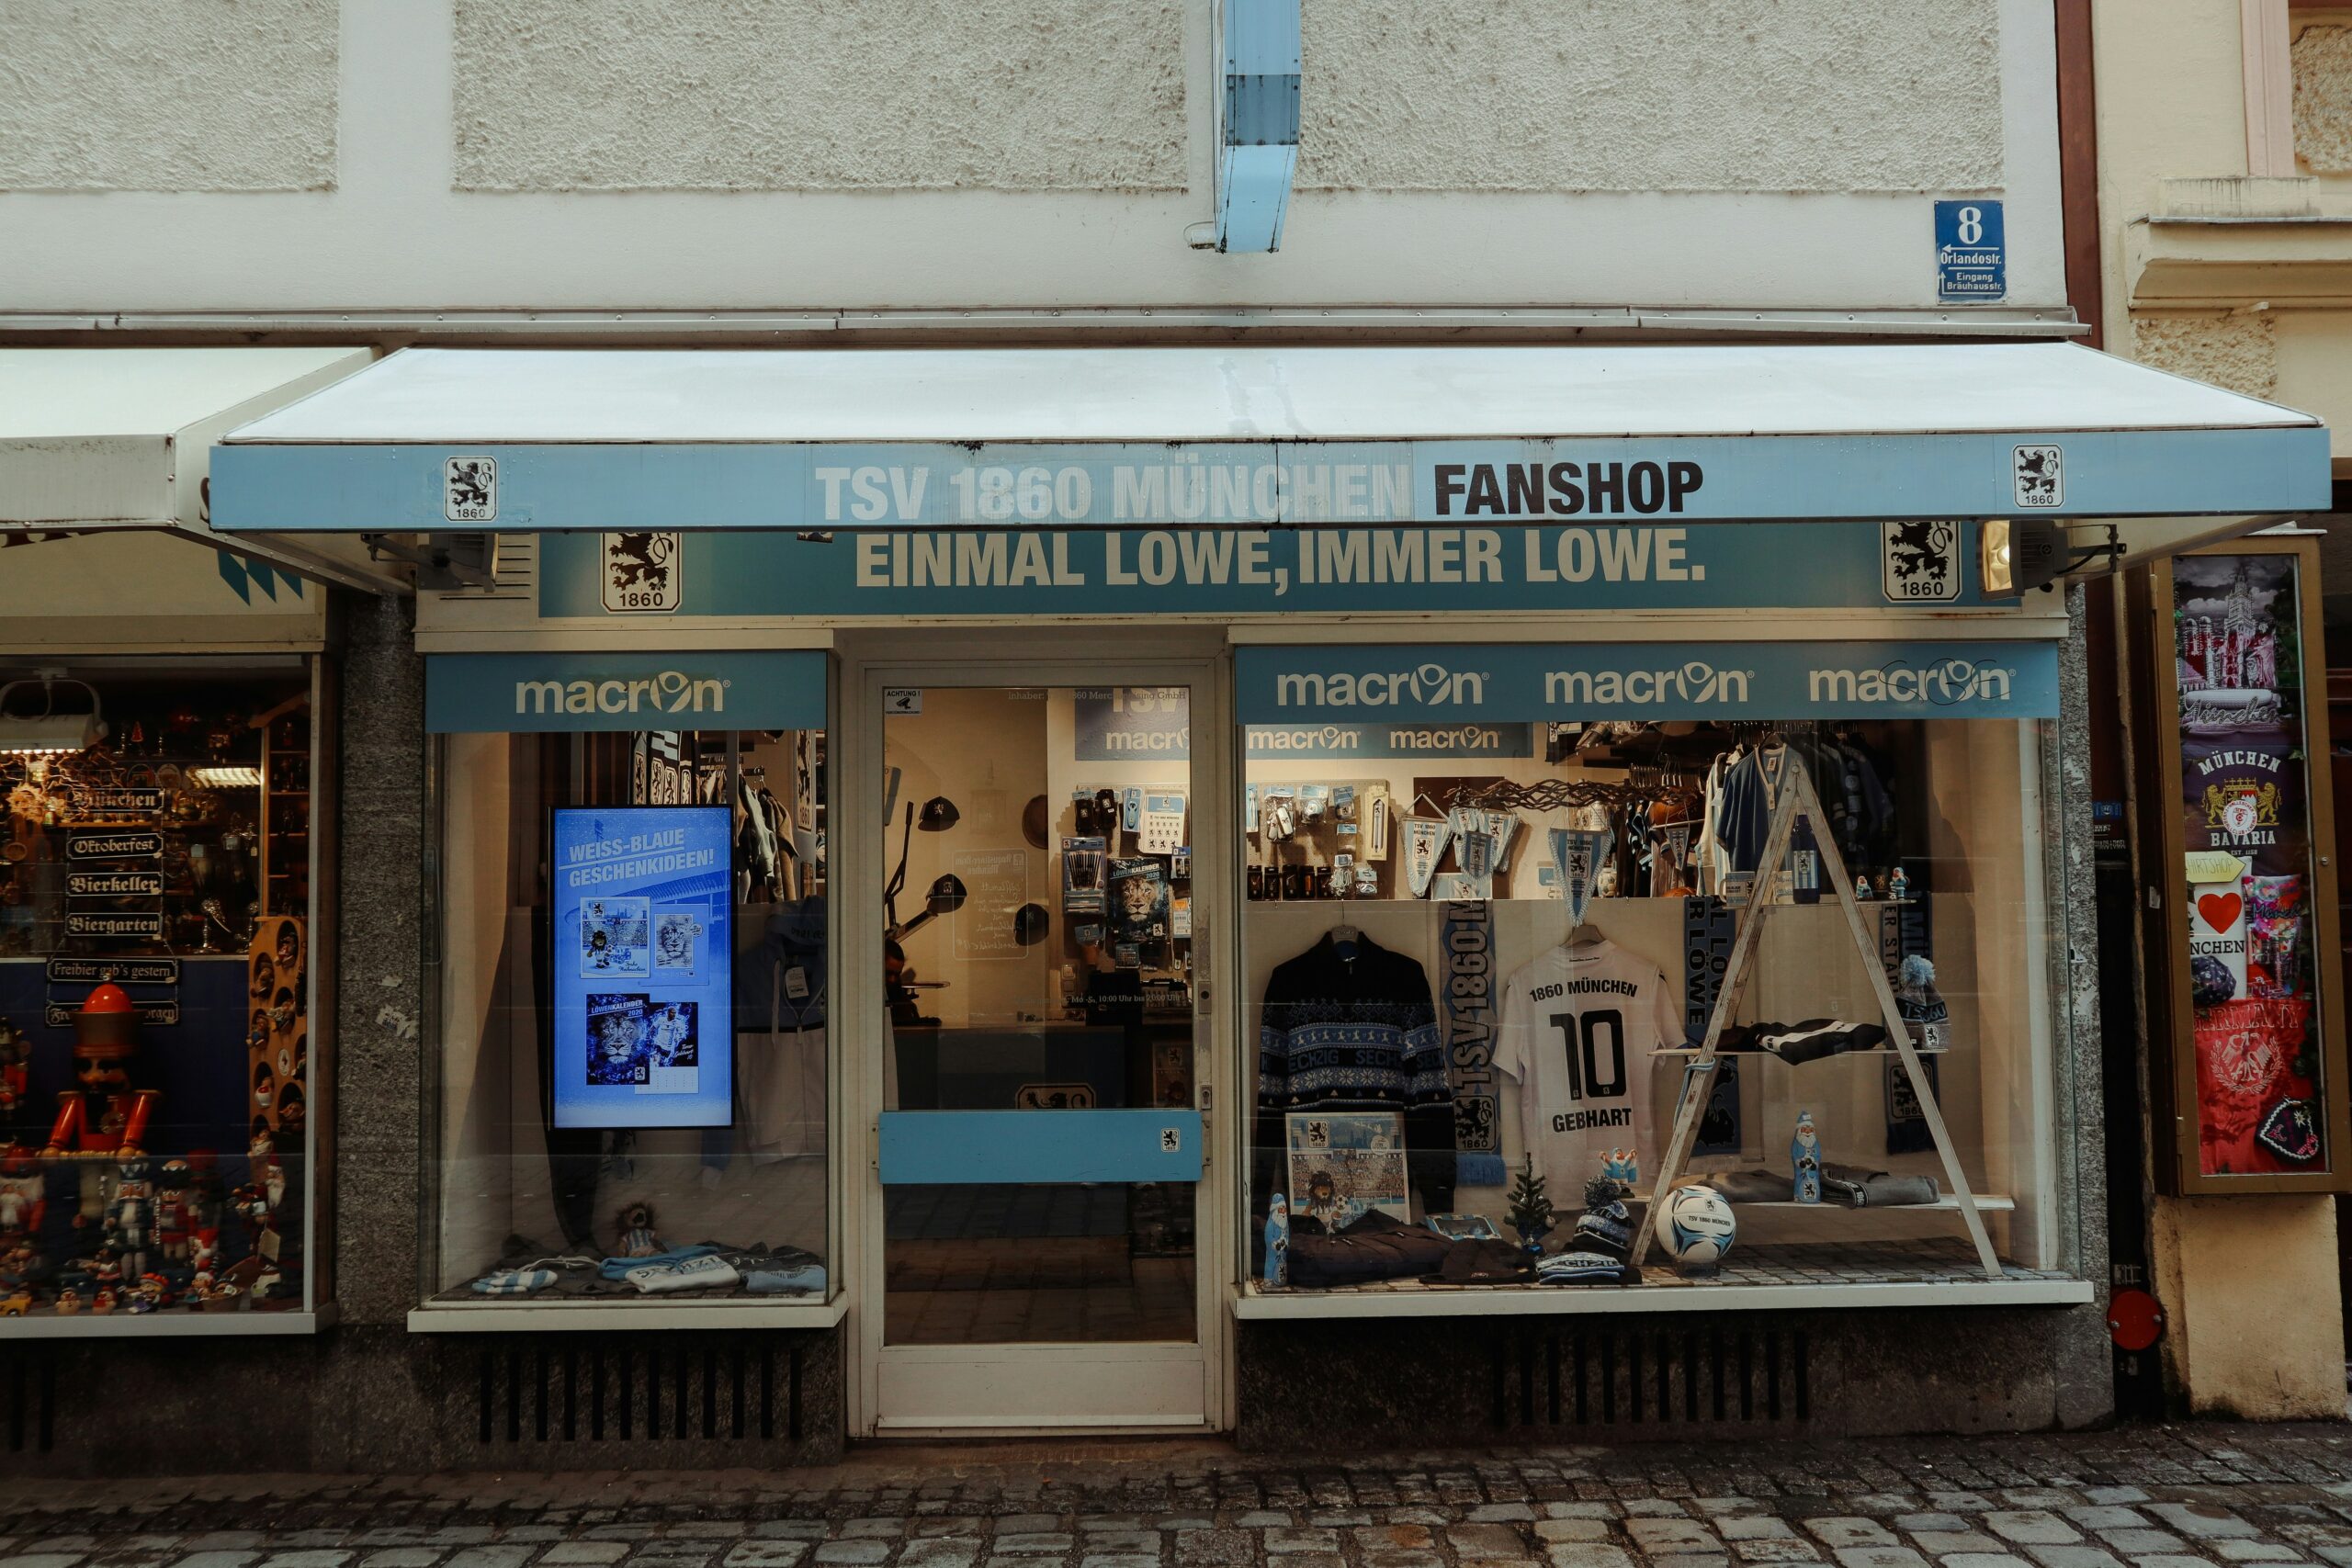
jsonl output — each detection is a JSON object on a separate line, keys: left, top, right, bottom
{"left": 0, "top": 656, "right": 320, "bottom": 1322}
{"left": 1242, "top": 713, "right": 2062, "bottom": 1296}
{"left": 431, "top": 725, "right": 831, "bottom": 1306}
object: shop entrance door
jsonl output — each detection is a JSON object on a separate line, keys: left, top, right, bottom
{"left": 860, "top": 662, "right": 1227, "bottom": 1433}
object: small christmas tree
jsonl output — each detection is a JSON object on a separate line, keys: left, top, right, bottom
{"left": 1506, "top": 1155, "right": 1554, "bottom": 1252}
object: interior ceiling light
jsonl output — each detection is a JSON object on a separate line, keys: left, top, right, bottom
{"left": 0, "top": 668, "right": 107, "bottom": 756}
{"left": 185, "top": 766, "right": 264, "bottom": 789}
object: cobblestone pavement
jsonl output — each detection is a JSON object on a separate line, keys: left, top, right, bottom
{"left": 14, "top": 1427, "right": 2352, "bottom": 1568}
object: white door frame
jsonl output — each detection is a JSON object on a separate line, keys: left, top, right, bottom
{"left": 835, "top": 631, "right": 1237, "bottom": 1438}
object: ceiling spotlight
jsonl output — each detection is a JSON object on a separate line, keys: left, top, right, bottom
{"left": 0, "top": 668, "right": 107, "bottom": 756}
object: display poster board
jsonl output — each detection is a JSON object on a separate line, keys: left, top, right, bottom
{"left": 550, "top": 806, "right": 734, "bottom": 1129}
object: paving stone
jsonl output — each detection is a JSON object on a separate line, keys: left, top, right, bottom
{"left": 356, "top": 1556, "right": 440, "bottom": 1568}
{"left": 1721, "top": 1522, "right": 1801, "bottom": 1544}
{"left": 258, "top": 1556, "right": 356, "bottom": 1568}
{"left": 1833, "top": 1551, "right": 1930, "bottom": 1568}
{"left": 2211, "top": 1546, "right": 2305, "bottom": 1563}
{"left": 178, "top": 1554, "right": 264, "bottom": 1568}
{"left": 1986, "top": 1517, "right": 2080, "bottom": 1548}
{"left": 1541, "top": 1548, "right": 1633, "bottom": 1568}
{"left": 1551, "top": 1506, "right": 1623, "bottom": 1522}
{"left": 446, "top": 1549, "right": 536, "bottom": 1568}
{"left": 544, "top": 1548, "right": 631, "bottom": 1566}
{"left": 1628, "top": 1505, "right": 1691, "bottom": 1520}
{"left": 1912, "top": 1534, "right": 2004, "bottom": 1557}
{"left": 1939, "top": 1557, "right": 2033, "bottom": 1568}
{"left": 2126, "top": 1559, "right": 2216, "bottom": 1568}
{"left": 1896, "top": 1520, "right": 1971, "bottom": 1536}
{"left": 809, "top": 1547, "right": 889, "bottom": 1568}
{"left": 1077, "top": 1557, "right": 1159, "bottom": 1568}
{"left": 2064, "top": 1514, "right": 2146, "bottom": 1533}
{"left": 2097, "top": 1535, "right": 2184, "bottom": 1557}
{"left": 839, "top": 1526, "right": 904, "bottom": 1542}
{"left": 1174, "top": 1531, "right": 1249, "bottom": 1568}
{"left": 1649, "top": 1555, "right": 1732, "bottom": 1568}
{"left": 2021, "top": 1548, "right": 2122, "bottom": 1568}
{"left": 1927, "top": 1499, "right": 2000, "bottom": 1517}
{"left": 1451, "top": 1525, "right": 1536, "bottom": 1561}
{"left": 1808, "top": 1522, "right": 1899, "bottom": 1550}
{"left": 1233, "top": 1516, "right": 1291, "bottom": 1531}
{"left": 721, "top": 1548, "right": 813, "bottom": 1568}
{"left": 1264, "top": 1530, "right": 1337, "bottom": 1556}
{"left": 1733, "top": 1544, "right": 1822, "bottom": 1564}
{"left": 1534, "top": 1522, "right": 1611, "bottom": 1544}
{"left": 991, "top": 1540, "right": 1074, "bottom": 1559}
{"left": 1474, "top": 1507, "right": 1540, "bottom": 1524}
{"left": 2083, "top": 1495, "right": 2150, "bottom": 1511}
{"left": 1361, "top": 1552, "right": 1444, "bottom": 1568}
{"left": 2144, "top": 1507, "right": 2257, "bottom": 1542}
{"left": 187, "top": 1540, "right": 268, "bottom": 1554}
{"left": 1080, "top": 1538, "right": 1159, "bottom": 1558}
{"left": 1633, "top": 1522, "right": 1722, "bottom": 1551}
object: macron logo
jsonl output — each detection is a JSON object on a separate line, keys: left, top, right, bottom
{"left": 1544, "top": 661, "right": 1750, "bottom": 706}
{"left": 1274, "top": 663, "right": 1487, "bottom": 709}
{"left": 515, "top": 671, "right": 727, "bottom": 718}
{"left": 1807, "top": 659, "right": 2014, "bottom": 706}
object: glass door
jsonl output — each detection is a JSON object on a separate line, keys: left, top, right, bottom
{"left": 870, "top": 678, "right": 1216, "bottom": 1430}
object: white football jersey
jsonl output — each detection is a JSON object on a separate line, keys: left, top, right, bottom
{"left": 1494, "top": 940, "right": 1681, "bottom": 1200}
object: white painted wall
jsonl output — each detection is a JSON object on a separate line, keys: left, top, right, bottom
{"left": 0, "top": 0, "right": 2065, "bottom": 313}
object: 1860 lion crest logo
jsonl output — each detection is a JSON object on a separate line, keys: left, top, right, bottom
{"left": 603, "top": 532, "right": 682, "bottom": 614}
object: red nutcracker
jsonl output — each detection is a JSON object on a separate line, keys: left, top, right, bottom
{"left": 0, "top": 1143, "right": 43, "bottom": 1247}
{"left": 0, "top": 1015, "right": 28, "bottom": 1129}
{"left": 155, "top": 1159, "right": 192, "bottom": 1264}
{"left": 45, "top": 982, "right": 161, "bottom": 1228}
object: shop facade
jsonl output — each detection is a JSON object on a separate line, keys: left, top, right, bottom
{"left": 123, "top": 338, "right": 2310, "bottom": 1456}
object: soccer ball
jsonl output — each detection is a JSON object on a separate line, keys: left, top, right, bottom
{"left": 1652, "top": 1184, "right": 1736, "bottom": 1274}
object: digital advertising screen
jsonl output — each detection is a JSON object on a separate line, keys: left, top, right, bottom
{"left": 550, "top": 805, "right": 733, "bottom": 1129}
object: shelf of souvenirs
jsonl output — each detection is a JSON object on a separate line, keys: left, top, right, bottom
{"left": 1627, "top": 1189, "right": 2014, "bottom": 1213}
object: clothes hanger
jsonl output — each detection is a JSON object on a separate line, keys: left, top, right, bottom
{"left": 1329, "top": 921, "right": 1362, "bottom": 960}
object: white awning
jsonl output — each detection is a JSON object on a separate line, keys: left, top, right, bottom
{"left": 0, "top": 346, "right": 404, "bottom": 592}
{"left": 211, "top": 343, "right": 2331, "bottom": 535}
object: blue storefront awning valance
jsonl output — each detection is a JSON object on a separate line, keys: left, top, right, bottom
{"left": 209, "top": 344, "right": 2328, "bottom": 535}
{"left": 426, "top": 650, "right": 827, "bottom": 733}
{"left": 1235, "top": 642, "right": 2061, "bottom": 724}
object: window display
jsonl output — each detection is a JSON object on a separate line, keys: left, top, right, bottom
{"left": 429, "top": 722, "right": 830, "bottom": 1306}
{"left": 2158, "top": 547, "right": 2348, "bottom": 1187}
{"left": 1242, "top": 674, "right": 2064, "bottom": 1298}
{"left": 0, "top": 657, "right": 318, "bottom": 1322}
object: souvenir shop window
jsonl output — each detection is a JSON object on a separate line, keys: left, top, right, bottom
{"left": 428, "top": 724, "right": 831, "bottom": 1307}
{"left": 1241, "top": 710, "right": 2065, "bottom": 1296}
{"left": 2151, "top": 546, "right": 2351, "bottom": 1192}
{"left": 0, "top": 656, "right": 321, "bottom": 1325}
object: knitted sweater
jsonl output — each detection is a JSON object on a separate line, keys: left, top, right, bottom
{"left": 1255, "top": 932, "right": 1457, "bottom": 1211}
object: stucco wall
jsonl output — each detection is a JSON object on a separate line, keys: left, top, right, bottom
{"left": 2129, "top": 312, "right": 2281, "bottom": 399}
{"left": 1298, "top": 0, "right": 2003, "bottom": 193}
{"left": 2153, "top": 1194, "right": 2348, "bottom": 1419}
{"left": 0, "top": 0, "right": 335, "bottom": 191}
{"left": 2294, "top": 24, "right": 2352, "bottom": 175}
{"left": 451, "top": 0, "right": 1187, "bottom": 191}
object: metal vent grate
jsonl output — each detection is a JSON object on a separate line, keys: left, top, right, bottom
{"left": 3, "top": 1348, "right": 57, "bottom": 1454}
{"left": 1491, "top": 1322, "right": 1809, "bottom": 1432}
{"left": 467, "top": 1333, "right": 803, "bottom": 1448}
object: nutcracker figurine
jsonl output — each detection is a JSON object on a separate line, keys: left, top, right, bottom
{"left": 45, "top": 983, "right": 161, "bottom": 1228}
{"left": 155, "top": 1159, "right": 192, "bottom": 1265}
{"left": 106, "top": 1157, "right": 156, "bottom": 1278}
{"left": 186, "top": 1149, "right": 225, "bottom": 1269}
{"left": 0, "top": 1015, "right": 28, "bottom": 1132}
{"left": 0, "top": 1143, "right": 43, "bottom": 1250}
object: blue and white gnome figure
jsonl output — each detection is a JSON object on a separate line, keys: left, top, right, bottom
{"left": 1262, "top": 1193, "right": 1291, "bottom": 1287}
{"left": 1791, "top": 1111, "right": 1823, "bottom": 1203}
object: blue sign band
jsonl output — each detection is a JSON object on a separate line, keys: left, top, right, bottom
{"left": 1236, "top": 642, "right": 2061, "bottom": 722}
{"left": 542, "top": 524, "right": 1988, "bottom": 619}
{"left": 210, "top": 425, "right": 2329, "bottom": 533}
{"left": 878, "top": 1110, "right": 1204, "bottom": 1185}
{"left": 427, "top": 650, "right": 827, "bottom": 733}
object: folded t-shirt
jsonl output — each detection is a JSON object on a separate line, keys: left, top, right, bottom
{"left": 624, "top": 1253, "right": 742, "bottom": 1293}
{"left": 745, "top": 1264, "right": 827, "bottom": 1295}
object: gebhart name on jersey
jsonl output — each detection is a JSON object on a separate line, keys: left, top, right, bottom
{"left": 1553, "top": 1105, "right": 1637, "bottom": 1134}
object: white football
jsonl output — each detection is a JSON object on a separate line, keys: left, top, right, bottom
{"left": 1653, "top": 1183, "right": 1737, "bottom": 1273}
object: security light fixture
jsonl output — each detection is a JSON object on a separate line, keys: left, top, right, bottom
{"left": 0, "top": 668, "right": 107, "bottom": 756}
{"left": 1979, "top": 518, "right": 2066, "bottom": 600}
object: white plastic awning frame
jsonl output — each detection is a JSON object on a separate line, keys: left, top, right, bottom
{"left": 208, "top": 344, "right": 2329, "bottom": 565}
{"left": 0, "top": 347, "right": 406, "bottom": 594}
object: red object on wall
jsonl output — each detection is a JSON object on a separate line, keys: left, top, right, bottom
{"left": 2108, "top": 1287, "right": 2165, "bottom": 1351}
